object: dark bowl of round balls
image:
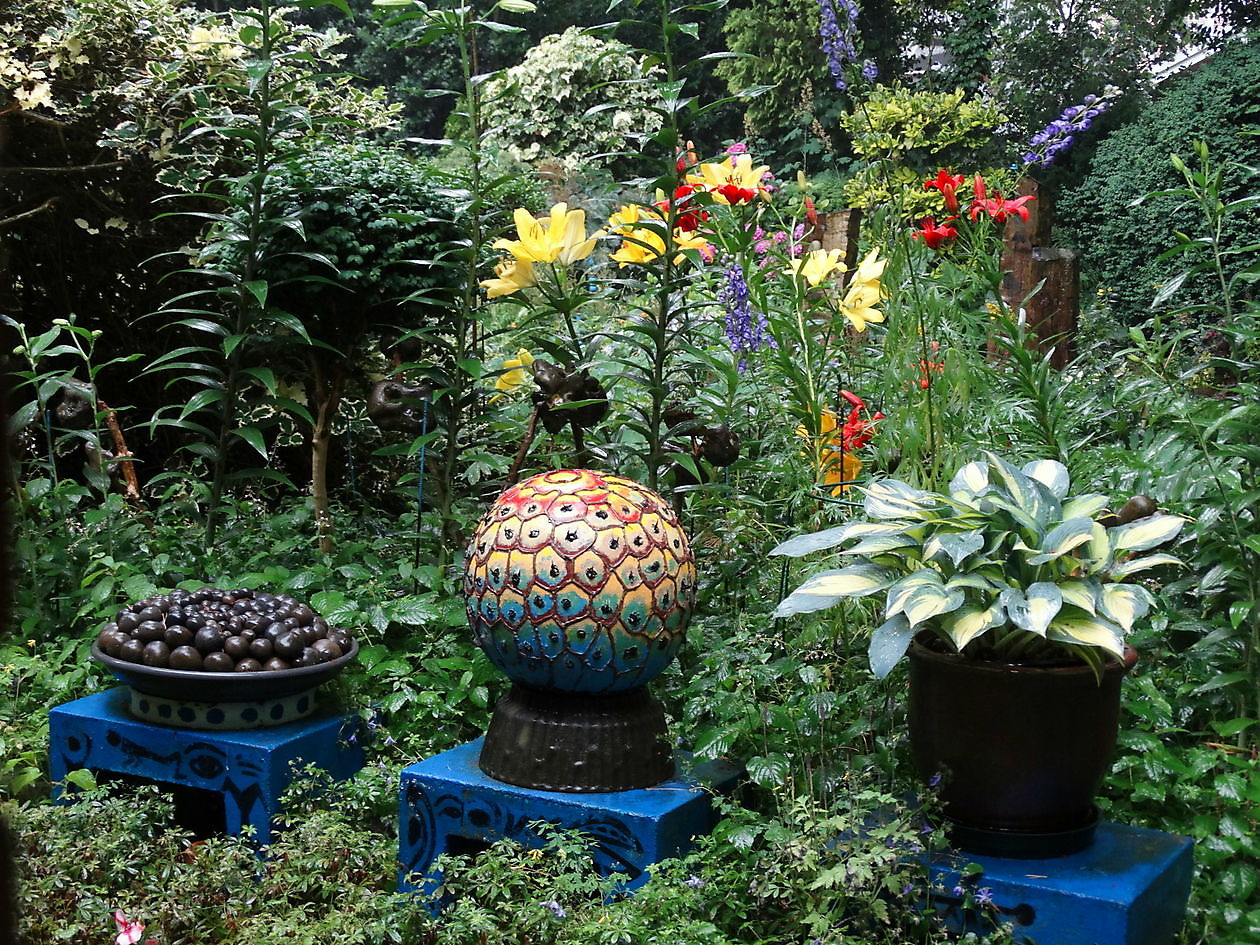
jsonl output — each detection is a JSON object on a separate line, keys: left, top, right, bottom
{"left": 92, "top": 587, "right": 358, "bottom": 702}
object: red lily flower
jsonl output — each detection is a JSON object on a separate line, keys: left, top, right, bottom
{"left": 924, "top": 170, "right": 966, "bottom": 213}
{"left": 803, "top": 194, "right": 818, "bottom": 229}
{"left": 655, "top": 184, "right": 708, "bottom": 233}
{"left": 911, "top": 216, "right": 958, "bottom": 249}
{"left": 968, "top": 175, "right": 1035, "bottom": 224}
{"left": 838, "top": 391, "right": 883, "bottom": 451}
{"left": 715, "top": 182, "right": 757, "bottom": 205}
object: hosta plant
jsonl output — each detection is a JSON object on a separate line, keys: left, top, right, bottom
{"left": 773, "top": 452, "right": 1185, "bottom": 680}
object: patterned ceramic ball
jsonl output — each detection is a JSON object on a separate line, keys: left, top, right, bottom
{"left": 465, "top": 469, "right": 697, "bottom": 693}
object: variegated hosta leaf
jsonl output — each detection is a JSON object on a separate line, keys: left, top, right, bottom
{"left": 946, "top": 573, "right": 996, "bottom": 593}
{"left": 1107, "top": 553, "right": 1183, "bottom": 578}
{"left": 770, "top": 521, "right": 903, "bottom": 558}
{"left": 949, "top": 460, "right": 990, "bottom": 498}
{"left": 1001, "top": 583, "right": 1062, "bottom": 637}
{"left": 979, "top": 494, "right": 1043, "bottom": 544}
{"left": 941, "top": 598, "right": 1007, "bottom": 650}
{"left": 1059, "top": 579, "right": 1099, "bottom": 614}
{"left": 863, "top": 479, "right": 940, "bottom": 520}
{"left": 1025, "top": 517, "right": 1096, "bottom": 565}
{"left": 923, "top": 529, "right": 985, "bottom": 567}
{"left": 1022, "top": 459, "right": 1070, "bottom": 498}
{"left": 983, "top": 451, "right": 1053, "bottom": 524}
{"left": 869, "top": 614, "right": 915, "bottom": 680}
{"left": 1099, "top": 583, "right": 1155, "bottom": 632}
{"left": 1082, "top": 521, "right": 1110, "bottom": 572}
{"left": 903, "top": 583, "right": 965, "bottom": 628}
{"left": 845, "top": 533, "right": 920, "bottom": 557}
{"left": 1047, "top": 613, "right": 1126, "bottom": 660}
{"left": 774, "top": 564, "right": 896, "bottom": 617}
{"left": 1111, "top": 513, "right": 1186, "bottom": 553}
{"left": 1061, "top": 493, "right": 1109, "bottom": 520}
{"left": 886, "top": 570, "right": 943, "bottom": 619}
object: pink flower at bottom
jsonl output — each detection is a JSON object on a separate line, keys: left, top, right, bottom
{"left": 114, "top": 910, "right": 157, "bottom": 945}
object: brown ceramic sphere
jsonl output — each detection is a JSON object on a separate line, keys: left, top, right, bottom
{"left": 263, "top": 657, "right": 291, "bottom": 672}
{"left": 223, "top": 635, "right": 250, "bottom": 660}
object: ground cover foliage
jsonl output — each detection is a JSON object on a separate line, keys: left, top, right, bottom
{"left": 2, "top": 1, "right": 1259, "bottom": 943}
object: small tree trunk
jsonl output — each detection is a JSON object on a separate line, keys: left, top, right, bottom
{"left": 308, "top": 354, "right": 347, "bottom": 555}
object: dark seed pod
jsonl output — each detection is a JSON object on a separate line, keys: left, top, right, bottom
{"left": 1116, "top": 494, "right": 1157, "bottom": 526}
{"left": 263, "top": 657, "right": 291, "bottom": 672}
{"left": 164, "top": 625, "right": 194, "bottom": 649}
{"left": 329, "top": 629, "right": 353, "bottom": 652}
{"left": 202, "top": 651, "right": 234, "bottom": 672}
{"left": 312, "top": 638, "right": 342, "bottom": 661}
{"left": 142, "top": 641, "right": 171, "bottom": 668}
{"left": 249, "top": 638, "right": 274, "bottom": 661}
{"left": 117, "top": 612, "right": 140, "bottom": 633}
{"left": 223, "top": 635, "right": 250, "bottom": 660}
{"left": 98, "top": 628, "right": 127, "bottom": 656}
{"left": 234, "top": 657, "right": 263, "bottom": 673}
{"left": 136, "top": 620, "right": 166, "bottom": 643}
{"left": 194, "top": 627, "right": 225, "bottom": 654}
{"left": 275, "top": 632, "right": 304, "bottom": 661}
{"left": 137, "top": 605, "right": 162, "bottom": 623}
{"left": 118, "top": 639, "right": 145, "bottom": 663}
{"left": 298, "top": 646, "right": 322, "bottom": 666}
{"left": 169, "top": 646, "right": 203, "bottom": 670}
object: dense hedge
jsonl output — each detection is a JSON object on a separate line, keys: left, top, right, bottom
{"left": 1057, "top": 41, "right": 1260, "bottom": 325}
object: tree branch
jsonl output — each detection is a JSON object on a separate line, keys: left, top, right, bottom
{"left": 0, "top": 159, "right": 129, "bottom": 177}
{"left": 0, "top": 197, "right": 58, "bottom": 230}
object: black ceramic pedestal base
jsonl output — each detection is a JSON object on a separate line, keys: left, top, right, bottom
{"left": 946, "top": 805, "right": 1102, "bottom": 859}
{"left": 479, "top": 684, "right": 672, "bottom": 792}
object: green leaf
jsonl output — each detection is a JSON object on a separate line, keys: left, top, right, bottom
{"left": 64, "top": 768, "right": 97, "bottom": 791}
{"left": 232, "top": 426, "right": 268, "bottom": 459}
{"left": 769, "top": 521, "right": 901, "bottom": 557}
{"left": 1022, "top": 459, "right": 1070, "bottom": 498}
{"left": 774, "top": 563, "right": 897, "bottom": 616}
{"left": 923, "top": 529, "right": 984, "bottom": 567}
{"left": 869, "top": 614, "right": 914, "bottom": 679}
{"left": 243, "top": 280, "right": 269, "bottom": 308}
{"left": 941, "top": 599, "right": 1006, "bottom": 649}
{"left": 1099, "top": 584, "right": 1153, "bottom": 632}
{"left": 1211, "top": 718, "right": 1255, "bottom": 738}
{"left": 863, "top": 478, "right": 939, "bottom": 520}
{"left": 1026, "top": 517, "right": 1095, "bottom": 564}
{"left": 1111, "top": 513, "right": 1185, "bottom": 553}
{"left": 1046, "top": 613, "right": 1125, "bottom": 659}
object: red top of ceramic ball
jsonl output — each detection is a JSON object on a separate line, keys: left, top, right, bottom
{"left": 464, "top": 469, "right": 697, "bottom": 693}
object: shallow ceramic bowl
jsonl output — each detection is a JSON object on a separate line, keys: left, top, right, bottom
{"left": 91, "top": 639, "right": 358, "bottom": 702}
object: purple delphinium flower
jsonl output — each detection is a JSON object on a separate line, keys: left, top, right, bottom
{"left": 862, "top": 59, "right": 878, "bottom": 81}
{"left": 685, "top": 875, "right": 705, "bottom": 888}
{"left": 540, "top": 900, "right": 567, "bottom": 919}
{"left": 1024, "top": 93, "right": 1111, "bottom": 167}
{"left": 720, "top": 261, "right": 775, "bottom": 371}
{"left": 818, "top": 0, "right": 860, "bottom": 92}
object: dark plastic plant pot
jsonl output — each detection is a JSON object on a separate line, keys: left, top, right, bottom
{"left": 91, "top": 639, "right": 358, "bottom": 702}
{"left": 908, "top": 637, "right": 1136, "bottom": 858}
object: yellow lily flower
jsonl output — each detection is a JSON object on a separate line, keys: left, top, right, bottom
{"left": 794, "top": 408, "right": 863, "bottom": 495}
{"left": 608, "top": 204, "right": 708, "bottom": 267}
{"left": 494, "top": 203, "right": 600, "bottom": 265}
{"left": 480, "top": 258, "right": 537, "bottom": 298}
{"left": 850, "top": 247, "right": 888, "bottom": 288}
{"left": 790, "top": 248, "right": 846, "bottom": 287}
{"left": 839, "top": 279, "right": 885, "bottom": 332}
{"left": 688, "top": 153, "right": 770, "bottom": 205}
{"left": 494, "top": 348, "right": 535, "bottom": 396}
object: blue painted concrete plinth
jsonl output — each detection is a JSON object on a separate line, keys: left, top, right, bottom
{"left": 929, "top": 822, "right": 1193, "bottom": 944}
{"left": 398, "top": 737, "right": 740, "bottom": 905}
{"left": 49, "top": 688, "right": 364, "bottom": 844}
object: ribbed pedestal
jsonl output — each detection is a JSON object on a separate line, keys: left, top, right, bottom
{"left": 479, "top": 685, "right": 672, "bottom": 792}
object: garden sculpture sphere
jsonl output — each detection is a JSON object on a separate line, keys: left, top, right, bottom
{"left": 465, "top": 468, "right": 697, "bottom": 693}
{"left": 465, "top": 469, "right": 697, "bottom": 791}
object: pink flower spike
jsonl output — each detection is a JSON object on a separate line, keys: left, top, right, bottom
{"left": 114, "top": 910, "right": 145, "bottom": 945}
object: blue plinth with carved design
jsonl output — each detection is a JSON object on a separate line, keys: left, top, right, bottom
{"left": 928, "top": 822, "right": 1193, "bottom": 944}
{"left": 398, "top": 737, "right": 740, "bottom": 907}
{"left": 49, "top": 688, "right": 364, "bottom": 844}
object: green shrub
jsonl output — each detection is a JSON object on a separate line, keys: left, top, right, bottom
{"left": 479, "top": 27, "right": 663, "bottom": 176}
{"left": 1057, "top": 40, "right": 1260, "bottom": 326}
